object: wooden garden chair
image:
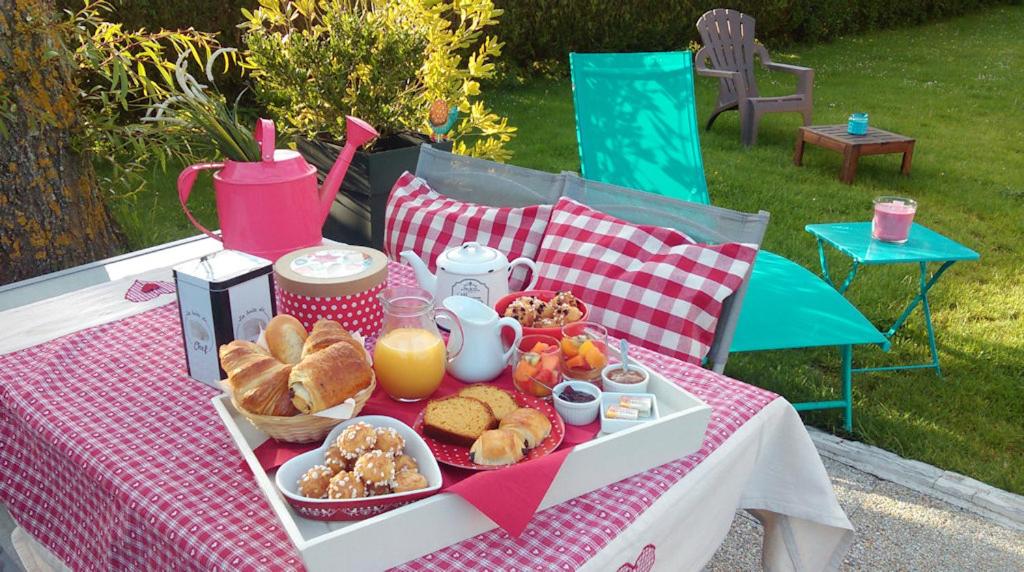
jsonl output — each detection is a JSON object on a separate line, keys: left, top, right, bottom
{"left": 694, "top": 9, "right": 814, "bottom": 146}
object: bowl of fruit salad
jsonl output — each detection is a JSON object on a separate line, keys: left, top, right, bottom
{"left": 495, "top": 290, "right": 589, "bottom": 345}
{"left": 559, "top": 322, "right": 608, "bottom": 384}
{"left": 512, "top": 335, "right": 563, "bottom": 398}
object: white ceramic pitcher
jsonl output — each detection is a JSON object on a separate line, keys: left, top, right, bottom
{"left": 442, "top": 296, "right": 523, "bottom": 383}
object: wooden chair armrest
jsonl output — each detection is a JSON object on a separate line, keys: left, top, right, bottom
{"left": 764, "top": 61, "right": 814, "bottom": 75}
{"left": 694, "top": 48, "right": 744, "bottom": 80}
{"left": 754, "top": 44, "right": 812, "bottom": 75}
{"left": 754, "top": 45, "right": 813, "bottom": 94}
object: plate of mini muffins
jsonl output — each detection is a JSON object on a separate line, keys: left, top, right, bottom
{"left": 413, "top": 385, "right": 565, "bottom": 471}
{"left": 275, "top": 415, "right": 443, "bottom": 521}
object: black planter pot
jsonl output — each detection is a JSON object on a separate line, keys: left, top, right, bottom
{"left": 297, "top": 132, "right": 453, "bottom": 250}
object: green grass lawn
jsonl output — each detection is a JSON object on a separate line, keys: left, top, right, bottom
{"left": 113, "top": 6, "right": 1024, "bottom": 493}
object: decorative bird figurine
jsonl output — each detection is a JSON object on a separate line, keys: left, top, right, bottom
{"left": 428, "top": 99, "right": 459, "bottom": 141}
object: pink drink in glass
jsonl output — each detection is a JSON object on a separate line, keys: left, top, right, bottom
{"left": 872, "top": 197, "right": 917, "bottom": 243}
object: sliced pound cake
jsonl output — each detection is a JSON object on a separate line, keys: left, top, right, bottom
{"left": 458, "top": 385, "right": 518, "bottom": 421}
{"left": 422, "top": 396, "right": 497, "bottom": 447}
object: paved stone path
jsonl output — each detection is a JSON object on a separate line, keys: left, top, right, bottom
{"left": 707, "top": 456, "right": 1024, "bottom": 571}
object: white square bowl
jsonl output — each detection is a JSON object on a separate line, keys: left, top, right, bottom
{"left": 599, "top": 392, "right": 659, "bottom": 434}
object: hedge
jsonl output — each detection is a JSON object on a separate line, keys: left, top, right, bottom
{"left": 59, "top": 0, "right": 1010, "bottom": 77}
{"left": 490, "top": 0, "right": 1010, "bottom": 71}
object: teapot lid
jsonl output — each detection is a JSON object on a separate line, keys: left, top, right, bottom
{"left": 437, "top": 242, "right": 507, "bottom": 274}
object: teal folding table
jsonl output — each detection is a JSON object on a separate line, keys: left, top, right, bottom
{"left": 730, "top": 252, "right": 888, "bottom": 431}
{"left": 805, "top": 222, "right": 979, "bottom": 377}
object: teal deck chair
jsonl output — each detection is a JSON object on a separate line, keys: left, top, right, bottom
{"left": 570, "top": 52, "right": 710, "bottom": 205}
{"left": 570, "top": 51, "right": 886, "bottom": 431}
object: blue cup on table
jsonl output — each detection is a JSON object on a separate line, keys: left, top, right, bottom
{"left": 848, "top": 113, "right": 869, "bottom": 135}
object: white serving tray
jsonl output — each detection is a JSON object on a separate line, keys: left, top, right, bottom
{"left": 212, "top": 362, "right": 712, "bottom": 570}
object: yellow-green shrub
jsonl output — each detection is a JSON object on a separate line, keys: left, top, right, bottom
{"left": 241, "top": 0, "right": 515, "bottom": 161}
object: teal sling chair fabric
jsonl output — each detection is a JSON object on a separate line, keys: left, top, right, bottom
{"left": 570, "top": 52, "right": 710, "bottom": 205}
{"left": 570, "top": 51, "right": 886, "bottom": 431}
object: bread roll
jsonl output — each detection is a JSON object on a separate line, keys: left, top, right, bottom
{"left": 302, "top": 319, "right": 364, "bottom": 359}
{"left": 265, "top": 314, "right": 307, "bottom": 364}
{"left": 219, "top": 340, "right": 298, "bottom": 416}
{"left": 289, "top": 342, "right": 373, "bottom": 413}
{"left": 499, "top": 408, "right": 552, "bottom": 449}
{"left": 469, "top": 429, "right": 526, "bottom": 466}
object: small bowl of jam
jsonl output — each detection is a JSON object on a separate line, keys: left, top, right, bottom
{"left": 552, "top": 381, "right": 601, "bottom": 426}
{"left": 601, "top": 363, "right": 650, "bottom": 393}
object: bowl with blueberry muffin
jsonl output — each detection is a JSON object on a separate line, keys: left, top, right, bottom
{"left": 494, "top": 290, "right": 589, "bottom": 345}
{"left": 275, "top": 416, "right": 442, "bottom": 521}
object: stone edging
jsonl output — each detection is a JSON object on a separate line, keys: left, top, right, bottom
{"left": 808, "top": 427, "right": 1024, "bottom": 532}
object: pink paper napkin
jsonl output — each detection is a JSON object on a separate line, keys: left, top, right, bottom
{"left": 250, "top": 439, "right": 315, "bottom": 472}
{"left": 447, "top": 447, "right": 573, "bottom": 537}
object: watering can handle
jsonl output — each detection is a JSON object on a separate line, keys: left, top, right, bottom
{"left": 177, "top": 163, "right": 224, "bottom": 242}
{"left": 254, "top": 118, "right": 275, "bottom": 162}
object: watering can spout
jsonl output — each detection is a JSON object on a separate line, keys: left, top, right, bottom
{"left": 318, "top": 115, "right": 378, "bottom": 223}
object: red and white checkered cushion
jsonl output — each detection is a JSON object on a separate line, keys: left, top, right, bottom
{"left": 534, "top": 198, "right": 758, "bottom": 364}
{"left": 385, "top": 172, "right": 553, "bottom": 289}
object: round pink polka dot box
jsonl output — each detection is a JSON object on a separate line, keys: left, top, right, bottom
{"left": 274, "top": 246, "right": 388, "bottom": 335}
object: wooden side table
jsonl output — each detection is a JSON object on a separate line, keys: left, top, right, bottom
{"left": 794, "top": 125, "right": 915, "bottom": 184}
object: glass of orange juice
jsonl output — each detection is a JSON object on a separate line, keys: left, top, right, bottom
{"left": 373, "top": 287, "right": 462, "bottom": 401}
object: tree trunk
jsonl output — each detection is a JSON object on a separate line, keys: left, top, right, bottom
{"left": 0, "top": 0, "right": 123, "bottom": 286}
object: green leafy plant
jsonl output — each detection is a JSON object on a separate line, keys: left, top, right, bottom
{"left": 54, "top": 0, "right": 246, "bottom": 193}
{"left": 241, "top": 0, "right": 516, "bottom": 161}
{"left": 142, "top": 51, "right": 261, "bottom": 162}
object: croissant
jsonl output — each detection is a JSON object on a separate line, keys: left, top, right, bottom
{"left": 289, "top": 341, "right": 373, "bottom": 414}
{"left": 302, "top": 319, "right": 364, "bottom": 359}
{"left": 219, "top": 340, "right": 298, "bottom": 417}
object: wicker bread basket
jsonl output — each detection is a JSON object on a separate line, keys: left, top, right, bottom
{"left": 226, "top": 373, "right": 377, "bottom": 443}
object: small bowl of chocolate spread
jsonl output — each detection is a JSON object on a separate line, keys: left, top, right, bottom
{"left": 601, "top": 362, "right": 650, "bottom": 393}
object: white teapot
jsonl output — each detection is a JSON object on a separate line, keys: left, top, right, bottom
{"left": 401, "top": 242, "right": 537, "bottom": 308}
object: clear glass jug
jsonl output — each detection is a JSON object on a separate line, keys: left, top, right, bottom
{"left": 373, "top": 286, "right": 463, "bottom": 402}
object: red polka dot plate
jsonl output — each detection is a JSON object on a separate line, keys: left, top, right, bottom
{"left": 413, "top": 390, "right": 565, "bottom": 471}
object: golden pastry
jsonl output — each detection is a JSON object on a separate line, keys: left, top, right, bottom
{"left": 327, "top": 470, "right": 366, "bottom": 500}
{"left": 324, "top": 444, "right": 349, "bottom": 474}
{"left": 373, "top": 427, "right": 405, "bottom": 457}
{"left": 394, "top": 454, "right": 418, "bottom": 475}
{"left": 297, "top": 464, "right": 333, "bottom": 499}
{"left": 469, "top": 429, "right": 526, "bottom": 466}
{"left": 354, "top": 450, "right": 396, "bottom": 486}
{"left": 394, "top": 471, "right": 428, "bottom": 493}
{"left": 499, "top": 407, "right": 552, "bottom": 449}
{"left": 336, "top": 421, "right": 377, "bottom": 460}
{"left": 366, "top": 483, "right": 394, "bottom": 497}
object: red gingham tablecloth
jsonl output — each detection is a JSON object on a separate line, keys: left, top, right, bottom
{"left": 0, "top": 263, "right": 777, "bottom": 570}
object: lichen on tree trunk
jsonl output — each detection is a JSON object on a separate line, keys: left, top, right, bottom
{"left": 0, "top": 0, "right": 123, "bottom": 285}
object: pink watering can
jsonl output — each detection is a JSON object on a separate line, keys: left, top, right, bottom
{"left": 177, "top": 116, "right": 378, "bottom": 261}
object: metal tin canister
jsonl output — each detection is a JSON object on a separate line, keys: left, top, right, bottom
{"left": 274, "top": 245, "right": 389, "bottom": 336}
{"left": 173, "top": 250, "right": 276, "bottom": 387}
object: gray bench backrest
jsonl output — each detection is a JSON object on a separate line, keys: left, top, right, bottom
{"left": 415, "top": 145, "right": 769, "bottom": 372}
